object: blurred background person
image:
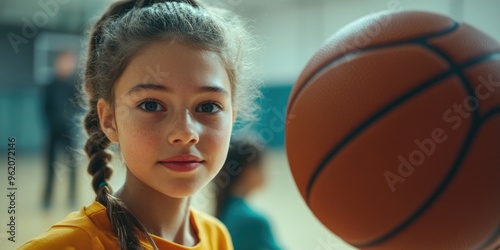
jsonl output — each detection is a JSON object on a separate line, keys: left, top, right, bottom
{"left": 215, "top": 138, "right": 283, "bottom": 250}
{"left": 42, "top": 50, "right": 79, "bottom": 210}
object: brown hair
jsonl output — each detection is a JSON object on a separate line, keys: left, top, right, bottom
{"left": 214, "top": 139, "right": 264, "bottom": 218}
{"left": 80, "top": 0, "right": 258, "bottom": 249}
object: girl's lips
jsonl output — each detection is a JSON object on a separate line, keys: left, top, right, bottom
{"left": 159, "top": 161, "right": 203, "bottom": 172}
{"left": 161, "top": 154, "right": 203, "bottom": 162}
{"left": 159, "top": 154, "right": 204, "bottom": 172}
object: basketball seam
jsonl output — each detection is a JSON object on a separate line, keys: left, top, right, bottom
{"left": 324, "top": 53, "right": 500, "bottom": 248}
{"left": 475, "top": 217, "right": 500, "bottom": 249}
{"left": 482, "top": 106, "right": 500, "bottom": 121}
{"left": 304, "top": 52, "right": 500, "bottom": 199}
{"left": 296, "top": 21, "right": 461, "bottom": 199}
{"left": 353, "top": 39, "right": 500, "bottom": 247}
{"left": 299, "top": 23, "right": 500, "bottom": 246}
{"left": 287, "top": 22, "right": 460, "bottom": 113}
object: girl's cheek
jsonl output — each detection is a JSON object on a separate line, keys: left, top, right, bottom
{"left": 207, "top": 122, "right": 231, "bottom": 141}
{"left": 118, "top": 117, "right": 163, "bottom": 143}
{"left": 134, "top": 124, "right": 164, "bottom": 143}
{"left": 206, "top": 127, "right": 231, "bottom": 160}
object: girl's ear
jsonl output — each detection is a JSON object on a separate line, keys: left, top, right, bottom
{"left": 97, "top": 98, "right": 119, "bottom": 142}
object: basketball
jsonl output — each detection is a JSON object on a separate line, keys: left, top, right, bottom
{"left": 285, "top": 11, "right": 500, "bottom": 250}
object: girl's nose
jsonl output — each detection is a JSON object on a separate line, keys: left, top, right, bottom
{"left": 168, "top": 110, "right": 199, "bottom": 146}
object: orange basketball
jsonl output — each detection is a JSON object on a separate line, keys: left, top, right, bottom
{"left": 285, "top": 11, "right": 500, "bottom": 250}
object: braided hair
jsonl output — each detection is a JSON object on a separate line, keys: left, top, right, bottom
{"left": 81, "top": 0, "right": 258, "bottom": 249}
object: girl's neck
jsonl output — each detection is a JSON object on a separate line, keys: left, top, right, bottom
{"left": 114, "top": 170, "right": 199, "bottom": 247}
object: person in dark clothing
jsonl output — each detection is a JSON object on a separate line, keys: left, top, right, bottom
{"left": 215, "top": 139, "right": 283, "bottom": 250}
{"left": 42, "top": 51, "right": 79, "bottom": 210}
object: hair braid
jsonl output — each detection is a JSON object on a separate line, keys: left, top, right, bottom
{"left": 83, "top": 103, "right": 112, "bottom": 191}
{"left": 82, "top": 2, "right": 159, "bottom": 249}
{"left": 83, "top": 104, "right": 157, "bottom": 250}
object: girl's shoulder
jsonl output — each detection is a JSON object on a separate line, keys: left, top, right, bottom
{"left": 189, "top": 208, "right": 233, "bottom": 249}
{"left": 190, "top": 207, "right": 223, "bottom": 224}
{"left": 18, "top": 202, "right": 117, "bottom": 250}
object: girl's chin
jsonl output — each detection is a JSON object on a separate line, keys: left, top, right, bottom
{"left": 157, "top": 184, "right": 202, "bottom": 199}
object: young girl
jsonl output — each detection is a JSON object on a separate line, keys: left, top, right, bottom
{"left": 20, "top": 0, "right": 258, "bottom": 249}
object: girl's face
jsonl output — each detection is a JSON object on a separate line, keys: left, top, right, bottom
{"left": 99, "top": 41, "right": 235, "bottom": 198}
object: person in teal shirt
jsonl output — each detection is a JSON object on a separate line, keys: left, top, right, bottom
{"left": 215, "top": 139, "right": 283, "bottom": 250}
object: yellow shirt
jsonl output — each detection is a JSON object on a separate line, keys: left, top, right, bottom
{"left": 18, "top": 201, "right": 233, "bottom": 250}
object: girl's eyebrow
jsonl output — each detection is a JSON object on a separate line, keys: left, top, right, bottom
{"left": 198, "top": 86, "right": 230, "bottom": 96}
{"left": 127, "top": 83, "right": 169, "bottom": 95}
{"left": 127, "top": 83, "right": 229, "bottom": 96}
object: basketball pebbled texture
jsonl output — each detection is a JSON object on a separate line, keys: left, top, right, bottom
{"left": 285, "top": 11, "right": 500, "bottom": 250}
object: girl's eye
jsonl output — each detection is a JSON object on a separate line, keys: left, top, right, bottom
{"left": 139, "top": 100, "right": 164, "bottom": 112}
{"left": 197, "top": 102, "right": 222, "bottom": 113}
